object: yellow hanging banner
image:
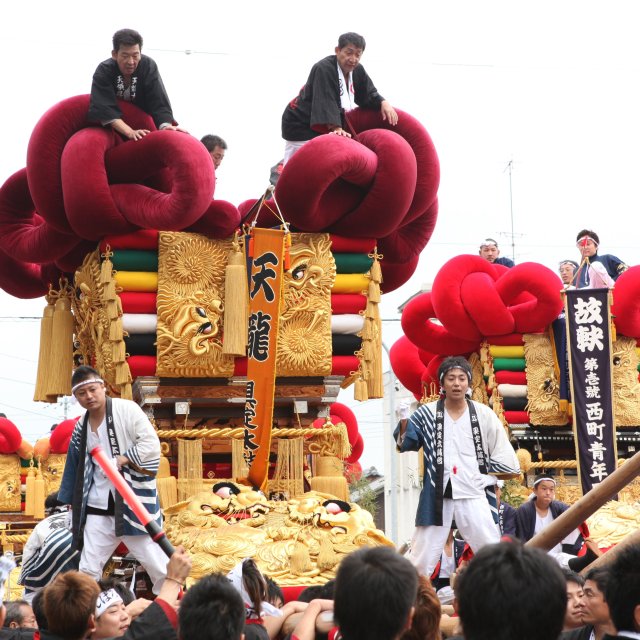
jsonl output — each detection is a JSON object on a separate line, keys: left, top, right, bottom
{"left": 243, "top": 227, "right": 286, "bottom": 491}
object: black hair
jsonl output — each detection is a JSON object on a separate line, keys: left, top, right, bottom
{"left": 584, "top": 566, "right": 610, "bottom": 596}
{"left": 297, "top": 580, "right": 335, "bottom": 603}
{"left": 576, "top": 229, "right": 600, "bottom": 246}
{"left": 97, "top": 577, "right": 136, "bottom": 606}
{"left": 200, "top": 135, "right": 227, "bottom": 152}
{"left": 32, "top": 590, "right": 48, "bottom": 631}
{"left": 179, "top": 573, "right": 245, "bottom": 640}
{"left": 338, "top": 32, "right": 366, "bottom": 50}
{"left": 71, "top": 365, "right": 101, "bottom": 387}
{"left": 604, "top": 545, "right": 640, "bottom": 632}
{"left": 562, "top": 568, "right": 585, "bottom": 588}
{"left": 456, "top": 541, "right": 566, "bottom": 640}
{"left": 437, "top": 356, "right": 472, "bottom": 385}
{"left": 240, "top": 558, "right": 267, "bottom": 617}
{"left": 265, "top": 576, "right": 284, "bottom": 607}
{"left": 112, "top": 29, "right": 143, "bottom": 52}
{"left": 44, "top": 492, "right": 59, "bottom": 511}
{"left": 334, "top": 547, "right": 417, "bottom": 640}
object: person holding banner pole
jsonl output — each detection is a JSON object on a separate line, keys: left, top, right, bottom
{"left": 58, "top": 365, "right": 168, "bottom": 593}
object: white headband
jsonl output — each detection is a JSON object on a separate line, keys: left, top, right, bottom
{"left": 71, "top": 378, "right": 104, "bottom": 394}
{"left": 95, "top": 589, "right": 123, "bottom": 618}
{"left": 533, "top": 476, "right": 556, "bottom": 488}
{"left": 577, "top": 235, "right": 599, "bottom": 247}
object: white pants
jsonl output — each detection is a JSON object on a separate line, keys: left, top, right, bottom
{"left": 79, "top": 514, "right": 168, "bottom": 594}
{"left": 409, "top": 497, "right": 500, "bottom": 577}
{"left": 283, "top": 140, "right": 309, "bottom": 165}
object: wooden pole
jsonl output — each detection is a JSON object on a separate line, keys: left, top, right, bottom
{"left": 578, "top": 528, "right": 640, "bottom": 574}
{"left": 525, "top": 452, "right": 640, "bottom": 552}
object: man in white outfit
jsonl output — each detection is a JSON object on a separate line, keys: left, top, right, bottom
{"left": 394, "top": 356, "right": 520, "bottom": 576}
{"left": 58, "top": 365, "right": 167, "bottom": 592}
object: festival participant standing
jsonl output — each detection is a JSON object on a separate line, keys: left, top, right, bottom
{"left": 58, "top": 365, "right": 168, "bottom": 593}
{"left": 574, "top": 229, "right": 627, "bottom": 289}
{"left": 394, "top": 356, "right": 520, "bottom": 577}
{"left": 88, "top": 28, "right": 186, "bottom": 141}
{"left": 281, "top": 32, "right": 398, "bottom": 164}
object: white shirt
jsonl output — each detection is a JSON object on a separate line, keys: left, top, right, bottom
{"left": 534, "top": 510, "right": 562, "bottom": 554}
{"left": 439, "top": 548, "right": 456, "bottom": 578}
{"left": 87, "top": 417, "right": 116, "bottom": 509}
{"left": 442, "top": 408, "right": 485, "bottom": 499}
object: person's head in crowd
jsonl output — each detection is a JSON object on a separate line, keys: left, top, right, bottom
{"left": 335, "top": 33, "right": 366, "bottom": 78}
{"left": 401, "top": 575, "right": 441, "bottom": 640}
{"left": 179, "top": 573, "right": 245, "bottom": 640}
{"left": 605, "top": 544, "right": 640, "bottom": 633}
{"left": 531, "top": 476, "right": 556, "bottom": 509}
{"left": 111, "top": 29, "right": 143, "bottom": 78}
{"left": 71, "top": 365, "right": 107, "bottom": 414}
{"left": 576, "top": 229, "right": 600, "bottom": 259}
{"left": 31, "top": 590, "right": 48, "bottom": 631}
{"left": 297, "top": 580, "right": 335, "bottom": 603}
{"left": 438, "top": 356, "right": 472, "bottom": 399}
{"left": 44, "top": 491, "right": 60, "bottom": 515}
{"left": 334, "top": 547, "right": 418, "bottom": 640}
{"left": 562, "top": 569, "right": 585, "bottom": 630}
{"left": 581, "top": 567, "right": 614, "bottom": 631}
{"left": 3, "top": 600, "right": 37, "bottom": 629}
{"left": 44, "top": 571, "right": 100, "bottom": 640}
{"left": 479, "top": 238, "right": 501, "bottom": 264}
{"left": 200, "top": 135, "right": 227, "bottom": 169}
{"left": 559, "top": 260, "right": 579, "bottom": 286}
{"left": 227, "top": 558, "right": 278, "bottom": 619}
{"left": 456, "top": 541, "right": 566, "bottom": 640}
{"left": 91, "top": 589, "right": 130, "bottom": 639}
{"left": 96, "top": 578, "right": 135, "bottom": 606}
{"left": 265, "top": 577, "right": 284, "bottom": 609}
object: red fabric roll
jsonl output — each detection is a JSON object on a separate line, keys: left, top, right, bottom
{"left": 486, "top": 333, "right": 525, "bottom": 346}
{"left": 127, "top": 355, "right": 157, "bottom": 378}
{"left": 494, "top": 371, "right": 527, "bottom": 385}
{"left": 100, "top": 230, "right": 159, "bottom": 252}
{"left": 119, "top": 292, "right": 157, "bottom": 314}
{"left": 330, "top": 235, "right": 376, "bottom": 254}
{"left": 331, "top": 355, "right": 360, "bottom": 376}
{"left": 331, "top": 294, "right": 367, "bottom": 315}
{"left": 503, "top": 410, "right": 530, "bottom": 424}
{"left": 233, "top": 357, "right": 247, "bottom": 377}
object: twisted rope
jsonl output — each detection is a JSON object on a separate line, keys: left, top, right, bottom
{"left": 155, "top": 426, "right": 343, "bottom": 440}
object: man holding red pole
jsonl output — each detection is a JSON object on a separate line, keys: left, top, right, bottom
{"left": 58, "top": 365, "right": 168, "bottom": 592}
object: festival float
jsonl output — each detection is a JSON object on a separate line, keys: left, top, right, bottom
{"left": 0, "top": 93, "right": 439, "bottom": 588}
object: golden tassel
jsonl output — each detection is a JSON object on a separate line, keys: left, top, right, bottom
{"left": 109, "top": 319, "right": 124, "bottom": 341}
{"left": 112, "top": 340, "right": 126, "bottom": 363}
{"left": 609, "top": 289, "right": 617, "bottom": 342}
{"left": 222, "top": 236, "right": 249, "bottom": 356}
{"left": 310, "top": 473, "right": 349, "bottom": 501}
{"left": 317, "top": 535, "right": 339, "bottom": 570}
{"left": 102, "top": 280, "right": 117, "bottom": 301}
{"left": 100, "top": 248, "right": 114, "bottom": 284}
{"left": 369, "top": 249, "right": 383, "bottom": 283}
{"left": 362, "top": 338, "right": 375, "bottom": 362}
{"left": 120, "top": 383, "right": 133, "bottom": 401}
{"left": 33, "top": 300, "right": 55, "bottom": 402}
{"left": 290, "top": 540, "right": 312, "bottom": 575}
{"left": 47, "top": 294, "right": 74, "bottom": 398}
{"left": 354, "top": 375, "right": 369, "bottom": 401}
{"left": 24, "top": 461, "right": 36, "bottom": 516}
{"left": 34, "top": 460, "right": 45, "bottom": 520}
{"left": 360, "top": 317, "right": 374, "bottom": 340}
{"left": 367, "top": 279, "right": 381, "bottom": 304}
{"left": 232, "top": 437, "right": 249, "bottom": 480}
{"left": 156, "top": 456, "right": 178, "bottom": 508}
{"left": 115, "top": 361, "right": 132, "bottom": 386}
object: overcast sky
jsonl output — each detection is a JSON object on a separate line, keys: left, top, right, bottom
{"left": 1, "top": 1, "right": 639, "bottom": 470}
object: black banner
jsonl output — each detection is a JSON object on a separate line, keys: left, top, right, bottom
{"left": 565, "top": 288, "right": 617, "bottom": 495}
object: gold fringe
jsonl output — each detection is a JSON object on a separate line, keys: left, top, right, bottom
{"left": 360, "top": 316, "right": 374, "bottom": 340}
{"left": 178, "top": 439, "right": 203, "bottom": 501}
{"left": 231, "top": 438, "right": 248, "bottom": 481}
{"left": 157, "top": 456, "right": 178, "bottom": 508}
{"left": 33, "top": 301, "right": 55, "bottom": 402}
{"left": 368, "top": 249, "right": 383, "bottom": 283}
{"left": 102, "top": 280, "right": 117, "bottom": 301}
{"left": 290, "top": 541, "right": 312, "bottom": 575}
{"left": 354, "top": 376, "right": 369, "bottom": 401}
{"left": 269, "top": 437, "right": 305, "bottom": 499}
{"left": 109, "top": 319, "right": 124, "bottom": 341}
{"left": 112, "top": 340, "right": 126, "bottom": 363}
{"left": 120, "top": 383, "right": 133, "bottom": 401}
{"left": 316, "top": 535, "right": 339, "bottom": 570}
{"left": 222, "top": 236, "right": 249, "bottom": 356}
{"left": 309, "top": 475, "right": 348, "bottom": 501}
{"left": 47, "top": 294, "right": 75, "bottom": 398}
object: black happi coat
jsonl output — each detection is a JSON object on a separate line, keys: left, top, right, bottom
{"left": 88, "top": 55, "right": 175, "bottom": 129}
{"left": 282, "top": 55, "right": 384, "bottom": 141}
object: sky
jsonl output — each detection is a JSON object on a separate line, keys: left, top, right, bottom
{"left": 1, "top": 1, "right": 640, "bottom": 471}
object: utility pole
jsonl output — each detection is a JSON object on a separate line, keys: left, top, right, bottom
{"left": 505, "top": 160, "right": 515, "bottom": 262}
